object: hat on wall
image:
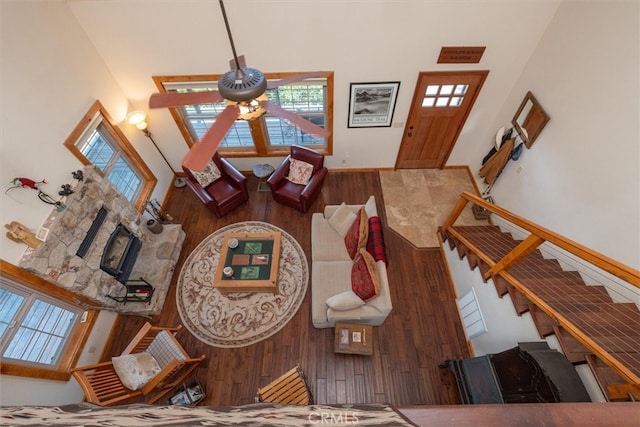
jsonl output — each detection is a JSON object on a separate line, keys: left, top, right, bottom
{"left": 495, "top": 126, "right": 514, "bottom": 149}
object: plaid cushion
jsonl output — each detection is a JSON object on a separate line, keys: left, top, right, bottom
{"left": 145, "top": 330, "right": 186, "bottom": 368}
{"left": 366, "top": 216, "right": 387, "bottom": 265}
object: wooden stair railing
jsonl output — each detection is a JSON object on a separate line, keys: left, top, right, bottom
{"left": 440, "top": 192, "right": 640, "bottom": 394}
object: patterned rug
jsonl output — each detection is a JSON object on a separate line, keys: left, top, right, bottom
{"left": 176, "top": 222, "right": 308, "bottom": 348}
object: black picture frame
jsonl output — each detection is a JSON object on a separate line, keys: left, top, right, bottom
{"left": 348, "top": 82, "right": 400, "bottom": 128}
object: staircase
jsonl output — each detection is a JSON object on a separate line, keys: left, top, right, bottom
{"left": 440, "top": 192, "right": 640, "bottom": 402}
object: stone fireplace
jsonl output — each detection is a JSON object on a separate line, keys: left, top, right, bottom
{"left": 19, "top": 166, "right": 185, "bottom": 316}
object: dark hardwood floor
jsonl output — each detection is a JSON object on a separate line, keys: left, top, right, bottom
{"left": 101, "top": 171, "right": 470, "bottom": 406}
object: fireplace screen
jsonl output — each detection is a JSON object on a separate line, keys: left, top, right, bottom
{"left": 100, "top": 224, "right": 142, "bottom": 283}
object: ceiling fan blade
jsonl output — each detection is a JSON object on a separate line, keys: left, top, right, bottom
{"left": 266, "top": 71, "right": 327, "bottom": 90}
{"left": 149, "top": 90, "right": 224, "bottom": 109}
{"left": 181, "top": 105, "right": 239, "bottom": 171}
{"left": 229, "top": 54, "right": 247, "bottom": 70}
{"left": 260, "top": 100, "right": 330, "bottom": 139}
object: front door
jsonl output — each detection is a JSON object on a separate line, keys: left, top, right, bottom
{"left": 395, "top": 71, "right": 488, "bottom": 169}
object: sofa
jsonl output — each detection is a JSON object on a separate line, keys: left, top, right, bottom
{"left": 311, "top": 196, "right": 393, "bottom": 328}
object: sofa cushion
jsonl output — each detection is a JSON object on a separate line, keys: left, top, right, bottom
{"left": 112, "top": 352, "right": 161, "bottom": 391}
{"left": 311, "top": 213, "right": 351, "bottom": 262}
{"left": 287, "top": 158, "right": 314, "bottom": 185}
{"left": 311, "top": 260, "right": 354, "bottom": 326}
{"left": 344, "top": 207, "right": 368, "bottom": 259}
{"left": 366, "top": 216, "right": 387, "bottom": 264}
{"left": 351, "top": 248, "right": 380, "bottom": 301}
{"left": 326, "top": 290, "right": 365, "bottom": 311}
{"left": 327, "top": 203, "right": 357, "bottom": 238}
{"left": 189, "top": 160, "right": 221, "bottom": 188}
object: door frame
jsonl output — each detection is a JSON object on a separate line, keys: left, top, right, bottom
{"left": 395, "top": 70, "right": 489, "bottom": 169}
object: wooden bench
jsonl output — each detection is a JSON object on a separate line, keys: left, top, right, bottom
{"left": 256, "top": 365, "right": 313, "bottom": 405}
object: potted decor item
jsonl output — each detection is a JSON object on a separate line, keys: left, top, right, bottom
{"left": 146, "top": 218, "right": 163, "bottom": 234}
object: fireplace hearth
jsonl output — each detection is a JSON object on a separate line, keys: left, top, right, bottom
{"left": 18, "top": 165, "right": 185, "bottom": 316}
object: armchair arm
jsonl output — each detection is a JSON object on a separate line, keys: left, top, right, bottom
{"left": 219, "top": 157, "right": 248, "bottom": 197}
{"left": 301, "top": 167, "right": 328, "bottom": 200}
{"left": 267, "top": 156, "right": 291, "bottom": 189}
{"left": 219, "top": 157, "right": 247, "bottom": 186}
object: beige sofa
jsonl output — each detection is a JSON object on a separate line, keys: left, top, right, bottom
{"left": 311, "top": 196, "right": 393, "bottom": 328}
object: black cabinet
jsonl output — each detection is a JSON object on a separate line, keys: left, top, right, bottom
{"left": 443, "top": 342, "right": 591, "bottom": 404}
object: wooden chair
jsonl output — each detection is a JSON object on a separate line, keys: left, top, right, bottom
{"left": 71, "top": 323, "right": 205, "bottom": 406}
{"left": 255, "top": 364, "right": 313, "bottom": 405}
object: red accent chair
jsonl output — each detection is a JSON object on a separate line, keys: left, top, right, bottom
{"left": 182, "top": 152, "right": 248, "bottom": 217}
{"left": 267, "top": 145, "right": 327, "bottom": 213}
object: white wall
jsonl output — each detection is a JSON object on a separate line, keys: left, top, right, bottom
{"left": 469, "top": 1, "right": 640, "bottom": 270}
{"left": 0, "top": 0, "right": 172, "bottom": 265}
{"left": 1, "top": 1, "right": 141, "bottom": 405}
{"left": 67, "top": 0, "right": 560, "bottom": 172}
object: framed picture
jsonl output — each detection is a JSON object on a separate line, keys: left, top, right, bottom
{"left": 348, "top": 82, "right": 400, "bottom": 128}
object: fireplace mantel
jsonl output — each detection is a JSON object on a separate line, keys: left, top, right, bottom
{"left": 19, "top": 166, "right": 185, "bottom": 316}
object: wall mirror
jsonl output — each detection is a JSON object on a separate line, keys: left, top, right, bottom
{"left": 512, "top": 91, "right": 550, "bottom": 148}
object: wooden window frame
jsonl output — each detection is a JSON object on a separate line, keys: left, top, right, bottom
{"left": 152, "top": 72, "right": 334, "bottom": 158}
{"left": 0, "top": 260, "right": 99, "bottom": 381}
{"left": 63, "top": 100, "right": 156, "bottom": 212}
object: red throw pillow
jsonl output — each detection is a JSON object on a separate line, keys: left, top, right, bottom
{"left": 351, "top": 249, "right": 380, "bottom": 301}
{"left": 344, "top": 207, "right": 368, "bottom": 259}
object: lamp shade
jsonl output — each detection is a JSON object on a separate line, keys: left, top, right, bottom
{"left": 126, "top": 110, "right": 148, "bottom": 130}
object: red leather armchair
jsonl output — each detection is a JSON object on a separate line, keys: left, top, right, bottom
{"left": 182, "top": 152, "right": 248, "bottom": 217}
{"left": 267, "top": 145, "right": 327, "bottom": 213}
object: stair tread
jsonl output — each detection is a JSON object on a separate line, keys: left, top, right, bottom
{"left": 450, "top": 224, "right": 640, "bottom": 380}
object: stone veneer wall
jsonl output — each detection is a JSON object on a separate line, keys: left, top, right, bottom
{"left": 19, "top": 166, "right": 184, "bottom": 316}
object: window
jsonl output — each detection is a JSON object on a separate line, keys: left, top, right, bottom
{"left": 0, "top": 260, "right": 98, "bottom": 381}
{"left": 153, "top": 72, "right": 334, "bottom": 156}
{"left": 422, "top": 84, "right": 469, "bottom": 108}
{"left": 0, "top": 282, "right": 80, "bottom": 367}
{"left": 64, "top": 101, "right": 156, "bottom": 211}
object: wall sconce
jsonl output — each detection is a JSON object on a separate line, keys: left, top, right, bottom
{"left": 126, "top": 110, "right": 186, "bottom": 187}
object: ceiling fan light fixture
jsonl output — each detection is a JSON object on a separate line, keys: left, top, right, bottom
{"left": 217, "top": 67, "right": 267, "bottom": 102}
{"left": 233, "top": 94, "right": 268, "bottom": 121}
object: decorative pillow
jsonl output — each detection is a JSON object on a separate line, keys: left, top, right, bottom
{"left": 189, "top": 160, "right": 221, "bottom": 188}
{"left": 344, "top": 207, "right": 368, "bottom": 259}
{"left": 351, "top": 248, "right": 381, "bottom": 301}
{"left": 112, "top": 352, "right": 162, "bottom": 391}
{"left": 366, "top": 216, "right": 388, "bottom": 264}
{"left": 327, "top": 203, "right": 357, "bottom": 238}
{"left": 326, "top": 290, "right": 366, "bottom": 311}
{"left": 287, "top": 158, "right": 314, "bottom": 185}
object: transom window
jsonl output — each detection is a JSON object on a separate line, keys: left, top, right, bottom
{"left": 64, "top": 101, "right": 156, "bottom": 211}
{"left": 0, "top": 281, "right": 80, "bottom": 367}
{"left": 153, "top": 72, "right": 333, "bottom": 156}
{"left": 422, "top": 84, "right": 469, "bottom": 108}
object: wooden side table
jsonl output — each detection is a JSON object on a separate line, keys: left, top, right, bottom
{"left": 334, "top": 322, "right": 373, "bottom": 356}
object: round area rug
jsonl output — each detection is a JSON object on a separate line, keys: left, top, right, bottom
{"left": 176, "top": 221, "right": 308, "bottom": 348}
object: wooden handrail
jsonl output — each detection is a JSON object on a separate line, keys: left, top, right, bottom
{"left": 442, "top": 192, "right": 640, "bottom": 287}
{"left": 441, "top": 192, "right": 640, "bottom": 386}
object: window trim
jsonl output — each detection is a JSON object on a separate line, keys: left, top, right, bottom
{"left": 0, "top": 260, "right": 99, "bottom": 381}
{"left": 152, "top": 72, "right": 334, "bottom": 158}
{"left": 63, "top": 100, "right": 157, "bottom": 212}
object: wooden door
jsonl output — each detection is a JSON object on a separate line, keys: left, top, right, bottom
{"left": 395, "top": 71, "right": 488, "bottom": 169}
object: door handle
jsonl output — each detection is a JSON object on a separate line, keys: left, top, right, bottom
{"left": 407, "top": 126, "right": 414, "bottom": 137}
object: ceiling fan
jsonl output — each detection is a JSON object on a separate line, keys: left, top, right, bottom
{"left": 149, "top": 0, "right": 330, "bottom": 171}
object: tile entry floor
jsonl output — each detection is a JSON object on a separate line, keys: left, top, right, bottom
{"left": 379, "top": 168, "right": 489, "bottom": 248}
